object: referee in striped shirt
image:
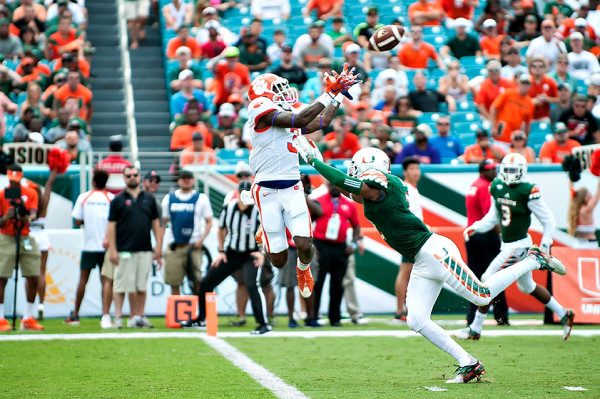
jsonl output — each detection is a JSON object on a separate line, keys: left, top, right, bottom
{"left": 196, "top": 180, "right": 271, "bottom": 334}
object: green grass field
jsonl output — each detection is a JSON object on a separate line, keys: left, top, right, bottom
{"left": 1, "top": 315, "right": 598, "bottom": 398}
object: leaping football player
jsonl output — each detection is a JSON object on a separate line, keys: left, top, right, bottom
{"left": 244, "top": 64, "right": 360, "bottom": 299}
{"left": 456, "top": 153, "right": 575, "bottom": 340}
{"left": 294, "top": 140, "right": 567, "bottom": 383}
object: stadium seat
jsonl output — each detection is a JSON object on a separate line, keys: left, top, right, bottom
{"left": 460, "top": 56, "right": 487, "bottom": 68}
{"left": 216, "top": 148, "right": 251, "bottom": 164}
{"left": 451, "top": 112, "right": 480, "bottom": 124}
{"left": 418, "top": 112, "right": 442, "bottom": 124}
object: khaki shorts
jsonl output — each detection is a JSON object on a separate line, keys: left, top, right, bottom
{"left": 0, "top": 234, "right": 41, "bottom": 278}
{"left": 164, "top": 245, "right": 203, "bottom": 286}
{"left": 113, "top": 251, "right": 153, "bottom": 293}
{"left": 100, "top": 252, "right": 115, "bottom": 279}
{"left": 125, "top": 0, "right": 150, "bottom": 20}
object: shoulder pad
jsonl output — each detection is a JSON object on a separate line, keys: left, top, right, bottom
{"left": 529, "top": 184, "right": 541, "bottom": 200}
{"left": 359, "top": 169, "right": 389, "bottom": 188}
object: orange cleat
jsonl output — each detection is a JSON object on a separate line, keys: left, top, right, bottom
{"left": 20, "top": 317, "right": 44, "bottom": 331}
{"left": 0, "top": 318, "right": 10, "bottom": 331}
{"left": 297, "top": 263, "right": 314, "bottom": 298}
{"left": 255, "top": 228, "right": 264, "bottom": 250}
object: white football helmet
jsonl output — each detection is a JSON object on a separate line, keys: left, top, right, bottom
{"left": 348, "top": 148, "right": 390, "bottom": 179}
{"left": 499, "top": 153, "right": 527, "bottom": 185}
{"left": 248, "top": 73, "right": 298, "bottom": 110}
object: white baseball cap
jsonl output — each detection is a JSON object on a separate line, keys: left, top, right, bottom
{"left": 345, "top": 43, "right": 362, "bottom": 54}
{"left": 218, "top": 103, "right": 236, "bottom": 118}
{"left": 28, "top": 132, "right": 44, "bottom": 144}
{"left": 482, "top": 19, "right": 497, "bottom": 28}
{"left": 570, "top": 31, "right": 584, "bottom": 41}
{"left": 178, "top": 69, "right": 194, "bottom": 81}
{"left": 175, "top": 46, "right": 191, "bottom": 56}
{"left": 454, "top": 18, "right": 469, "bottom": 28}
{"left": 574, "top": 17, "right": 587, "bottom": 27}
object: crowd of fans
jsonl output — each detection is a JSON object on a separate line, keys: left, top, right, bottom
{"left": 0, "top": 0, "right": 93, "bottom": 161}
{"left": 159, "top": 0, "right": 600, "bottom": 168}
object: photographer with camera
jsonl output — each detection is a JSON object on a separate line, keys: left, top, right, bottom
{"left": 0, "top": 164, "right": 43, "bottom": 331}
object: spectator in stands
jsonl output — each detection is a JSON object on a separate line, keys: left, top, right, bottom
{"left": 198, "top": 21, "right": 227, "bottom": 59}
{"left": 166, "top": 26, "right": 201, "bottom": 60}
{"left": 97, "top": 137, "right": 132, "bottom": 194}
{"left": 20, "top": 82, "right": 50, "bottom": 120}
{"left": 20, "top": 27, "right": 43, "bottom": 60}
{"left": 334, "top": 43, "right": 368, "bottom": 90}
{"left": 251, "top": 0, "right": 290, "bottom": 20}
{"left": 207, "top": 46, "right": 251, "bottom": 108}
{"left": 169, "top": 47, "right": 203, "bottom": 92}
{"left": 16, "top": 57, "right": 47, "bottom": 91}
{"left": 292, "top": 19, "right": 334, "bottom": 60}
{"left": 0, "top": 86, "right": 16, "bottom": 138}
{"left": 46, "top": 0, "right": 85, "bottom": 30}
{"left": 440, "top": 0, "right": 478, "bottom": 25}
{"left": 408, "top": 0, "right": 445, "bottom": 26}
{"left": 52, "top": 70, "right": 93, "bottom": 123}
{"left": 395, "top": 124, "right": 441, "bottom": 164}
{"left": 214, "top": 103, "right": 244, "bottom": 149}
{"left": 462, "top": 127, "right": 506, "bottom": 163}
{"left": 429, "top": 115, "right": 463, "bottom": 161}
{"left": 45, "top": 106, "right": 70, "bottom": 143}
{"left": 515, "top": 14, "right": 541, "bottom": 47}
{"left": 322, "top": 116, "right": 361, "bottom": 161}
{"left": 373, "top": 124, "right": 398, "bottom": 161}
{"left": 439, "top": 59, "right": 469, "bottom": 102}
{"left": 558, "top": 94, "right": 599, "bottom": 144}
{"left": 507, "top": 130, "right": 536, "bottom": 163}
{"left": 303, "top": 0, "right": 343, "bottom": 20}
{"left": 543, "top": 0, "right": 572, "bottom": 20}
{"left": 237, "top": 30, "right": 270, "bottom": 73}
{"left": 299, "top": 57, "right": 329, "bottom": 103}
{"left": 501, "top": 46, "right": 528, "bottom": 79}
{"left": 266, "top": 29, "right": 286, "bottom": 63}
{"left": 563, "top": 19, "right": 597, "bottom": 53}
{"left": 57, "top": 128, "right": 91, "bottom": 162}
{"left": 12, "top": 109, "right": 41, "bottom": 142}
{"left": 474, "top": 60, "right": 515, "bottom": 121}
{"left": 12, "top": 0, "right": 47, "bottom": 23}
{"left": 550, "top": 82, "right": 572, "bottom": 124}
{"left": 398, "top": 24, "right": 446, "bottom": 71}
{"left": 53, "top": 51, "right": 91, "bottom": 80}
{"left": 440, "top": 18, "right": 481, "bottom": 59}
{"left": 271, "top": 45, "right": 307, "bottom": 90}
{"left": 171, "top": 106, "right": 212, "bottom": 151}
{"left": 567, "top": 32, "right": 600, "bottom": 81}
{"left": 0, "top": 18, "right": 23, "bottom": 59}
{"left": 491, "top": 73, "right": 534, "bottom": 145}
{"left": 179, "top": 131, "right": 217, "bottom": 166}
{"left": 373, "top": 85, "right": 398, "bottom": 116}
{"left": 59, "top": 97, "right": 89, "bottom": 136}
{"left": 388, "top": 96, "right": 421, "bottom": 138}
{"left": 47, "top": 16, "right": 84, "bottom": 60}
{"left": 539, "top": 121, "right": 581, "bottom": 163}
{"left": 170, "top": 69, "right": 209, "bottom": 119}
{"left": 326, "top": 16, "right": 353, "bottom": 48}
{"left": 195, "top": 7, "right": 237, "bottom": 47}
{"left": 558, "top": 11, "right": 596, "bottom": 43}
{"left": 525, "top": 19, "right": 566, "bottom": 71}
{"left": 354, "top": 7, "right": 384, "bottom": 49}
{"left": 295, "top": 22, "right": 332, "bottom": 70}
{"left": 479, "top": 19, "right": 507, "bottom": 59}
{"left": 548, "top": 53, "right": 577, "bottom": 91}
{"left": 409, "top": 71, "right": 456, "bottom": 113}
{"left": 162, "top": 0, "right": 193, "bottom": 32}
{"left": 237, "top": 18, "right": 268, "bottom": 49}
{"left": 528, "top": 56, "right": 558, "bottom": 121}
{"left": 473, "top": 0, "right": 509, "bottom": 35}
{"left": 14, "top": 5, "right": 45, "bottom": 37}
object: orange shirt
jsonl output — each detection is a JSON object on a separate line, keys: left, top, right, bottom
{"left": 180, "top": 146, "right": 217, "bottom": 166}
{"left": 170, "top": 123, "right": 212, "bottom": 150}
{"left": 166, "top": 36, "right": 201, "bottom": 59}
{"left": 52, "top": 58, "right": 91, "bottom": 78}
{"left": 0, "top": 184, "right": 38, "bottom": 236}
{"left": 398, "top": 41, "right": 438, "bottom": 69}
{"left": 508, "top": 147, "right": 536, "bottom": 163}
{"left": 322, "top": 131, "right": 361, "bottom": 160}
{"left": 492, "top": 88, "right": 535, "bottom": 143}
{"left": 558, "top": 18, "right": 597, "bottom": 41}
{"left": 539, "top": 139, "right": 581, "bottom": 163}
{"left": 48, "top": 29, "right": 83, "bottom": 60}
{"left": 53, "top": 84, "right": 93, "bottom": 120}
{"left": 440, "top": 0, "right": 473, "bottom": 19}
{"left": 528, "top": 75, "right": 558, "bottom": 120}
{"left": 474, "top": 77, "right": 515, "bottom": 111}
{"left": 305, "top": 0, "right": 343, "bottom": 18}
{"left": 479, "top": 35, "right": 506, "bottom": 57}
{"left": 463, "top": 143, "right": 506, "bottom": 163}
{"left": 213, "top": 61, "right": 251, "bottom": 105}
{"left": 408, "top": 1, "right": 444, "bottom": 26}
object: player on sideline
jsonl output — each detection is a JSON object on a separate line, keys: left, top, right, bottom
{"left": 244, "top": 64, "right": 360, "bottom": 298}
{"left": 456, "top": 153, "right": 575, "bottom": 340}
{"left": 294, "top": 140, "right": 567, "bottom": 383}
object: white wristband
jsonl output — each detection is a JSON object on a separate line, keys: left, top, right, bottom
{"left": 316, "top": 93, "right": 332, "bottom": 107}
{"left": 335, "top": 93, "right": 344, "bottom": 103}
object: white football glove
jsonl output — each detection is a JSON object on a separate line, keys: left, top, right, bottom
{"left": 292, "top": 135, "right": 323, "bottom": 164}
{"left": 463, "top": 226, "right": 475, "bottom": 242}
{"left": 239, "top": 190, "right": 255, "bottom": 205}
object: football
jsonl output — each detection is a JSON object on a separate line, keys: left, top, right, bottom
{"left": 368, "top": 25, "right": 404, "bottom": 52}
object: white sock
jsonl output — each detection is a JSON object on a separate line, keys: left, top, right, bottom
{"left": 0, "top": 303, "right": 4, "bottom": 319}
{"left": 545, "top": 297, "right": 567, "bottom": 319}
{"left": 419, "top": 320, "right": 477, "bottom": 367}
{"left": 471, "top": 310, "right": 487, "bottom": 334}
{"left": 486, "top": 257, "right": 538, "bottom": 298}
{"left": 297, "top": 258, "right": 310, "bottom": 271}
{"left": 24, "top": 302, "right": 34, "bottom": 320}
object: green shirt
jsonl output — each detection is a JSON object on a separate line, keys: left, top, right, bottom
{"left": 489, "top": 177, "right": 540, "bottom": 243}
{"left": 362, "top": 171, "right": 432, "bottom": 262}
{"left": 444, "top": 35, "right": 481, "bottom": 59}
{"left": 168, "top": 64, "right": 203, "bottom": 82}
{"left": 543, "top": 2, "right": 573, "bottom": 17}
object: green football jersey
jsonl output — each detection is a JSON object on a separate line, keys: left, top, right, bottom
{"left": 361, "top": 170, "right": 432, "bottom": 263}
{"left": 489, "top": 177, "right": 540, "bottom": 243}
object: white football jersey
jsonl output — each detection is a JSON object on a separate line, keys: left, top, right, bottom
{"left": 247, "top": 97, "right": 302, "bottom": 183}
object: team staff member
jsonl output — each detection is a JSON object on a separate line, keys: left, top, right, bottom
{"left": 106, "top": 166, "right": 162, "bottom": 329}
{"left": 66, "top": 170, "right": 115, "bottom": 328}
{"left": 312, "top": 180, "right": 361, "bottom": 327}
{"left": 0, "top": 164, "right": 43, "bottom": 331}
{"left": 464, "top": 159, "right": 508, "bottom": 326}
{"left": 160, "top": 170, "right": 213, "bottom": 295}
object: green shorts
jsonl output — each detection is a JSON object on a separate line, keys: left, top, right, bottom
{"left": 80, "top": 251, "right": 106, "bottom": 270}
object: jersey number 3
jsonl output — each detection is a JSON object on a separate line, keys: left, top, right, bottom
{"left": 500, "top": 205, "right": 511, "bottom": 227}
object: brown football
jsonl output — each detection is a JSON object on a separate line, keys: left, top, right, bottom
{"left": 368, "top": 25, "right": 404, "bottom": 52}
